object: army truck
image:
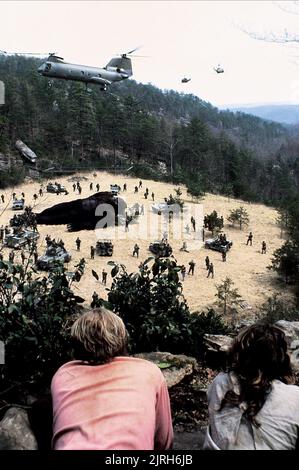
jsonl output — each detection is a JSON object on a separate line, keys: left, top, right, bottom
{"left": 36, "top": 244, "right": 71, "bottom": 270}
{"left": 96, "top": 240, "right": 114, "bottom": 256}
{"left": 149, "top": 241, "right": 173, "bottom": 258}
{"left": 5, "top": 229, "right": 39, "bottom": 249}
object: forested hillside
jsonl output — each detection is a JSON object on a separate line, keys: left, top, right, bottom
{"left": 0, "top": 55, "right": 298, "bottom": 206}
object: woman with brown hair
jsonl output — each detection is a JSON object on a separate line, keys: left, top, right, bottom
{"left": 51, "top": 307, "right": 173, "bottom": 450}
{"left": 204, "top": 322, "right": 299, "bottom": 450}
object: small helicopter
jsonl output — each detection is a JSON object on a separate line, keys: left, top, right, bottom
{"left": 181, "top": 77, "right": 191, "bottom": 83}
{"left": 0, "top": 48, "right": 141, "bottom": 90}
{"left": 214, "top": 64, "right": 224, "bottom": 74}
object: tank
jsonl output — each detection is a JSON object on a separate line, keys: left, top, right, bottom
{"left": 95, "top": 240, "right": 114, "bottom": 256}
{"left": 15, "top": 140, "right": 37, "bottom": 164}
{"left": 5, "top": 229, "right": 39, "bottom": 249}
{"left": 36, "top": 244, "right": 71, "bottom": 270}
{"left": 46, "top": 182, "right": 68, "bottom": 194}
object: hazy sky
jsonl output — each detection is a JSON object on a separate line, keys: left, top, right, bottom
{"left": 2, "top": 0, "right": 299, "bottom": 107}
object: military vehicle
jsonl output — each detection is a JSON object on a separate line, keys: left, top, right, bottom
{"left": 205, "top": 237, "right": 233, "bottom": 253}
{"left": 5, "top": 229, "right": 39, "bottom": 249}
{"left": 12, "top": 199, "right": 24, "bottom": 210}
{"left": 110, "top": 184, "right": 121, "bottom": 196}
{"left": 36, "top": 244, "right": 71, "bottom": 270}
{"left": 149, "top": 241, "right": 173, "bottom": 257}
{"left": 46, "top": 182, "right": 67, "bottom": 194}
{"left": 152, "top": 202, "right": 181, "bottom": 216}
{"left": 96, "top": 240, "right": 114, "bottom": 256}
{"left": 10, "top": 207, "right": 36, "bottom": 228}
{"left": 15, "top": 140, "right": 37, "bottom": 164}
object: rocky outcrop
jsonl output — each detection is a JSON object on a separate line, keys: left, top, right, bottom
{"left": 203, "top": 334, "right": 233, "bottom": 353}
{"left": 134, "top": 352, "right": 198, "bottom": 388}
{"left": 276, "top": 321, "right": 299, "bottom": 373}
{"left": 0, "top": 407, "right": 37, "bottom": 450}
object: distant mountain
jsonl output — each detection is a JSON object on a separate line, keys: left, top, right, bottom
{"left": 223, "top": 104, "right": 299, "bottom": 125}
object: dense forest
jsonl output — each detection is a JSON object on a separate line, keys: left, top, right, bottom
{"left": 0, "top": 55, "right": 299, "bottom": 207}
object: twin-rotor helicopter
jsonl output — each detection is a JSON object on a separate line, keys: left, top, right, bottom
{"left": 0, "top": 47, "right": 143, "bottom": 91}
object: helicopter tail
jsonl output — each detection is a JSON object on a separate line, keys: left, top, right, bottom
{"left": 105, "top": 56, "right": 133, "bottom": 78}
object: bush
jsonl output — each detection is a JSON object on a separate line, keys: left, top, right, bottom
{"left": 256, "top": 294, "right": 299, "bottom": 324}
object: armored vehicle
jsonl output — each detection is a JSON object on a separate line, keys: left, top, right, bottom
{"left": 12, "top": 199, "right": 24, "bottom": 210}
{"left": 15, "top": 140, "right": 37, "bottom": 164}
{"left": 5, "top": 229, "right": 39, "bottom": 249}
{"left": 110, "top": 184, "right": 121, "bottom": 196}
{"left": 36, "top": 245, "right": 71, "bottom": 270}
{"left": 46, "top": 182, "right": 68, "bottom": 194}
{"left": 205, "top": 237, "right": 233, "bottom": 253}
{"left": 149, "top": 241, "right": 173, "bottom": 258}
{"left": 96, "top": 240, "right": 114, "bottom": 256}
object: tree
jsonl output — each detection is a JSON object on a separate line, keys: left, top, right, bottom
{"left": 204, "top": 210, "right": 224, "bottom": 235}
{"left": 227, "top": 206, "right": 250, "bottom": 230}
{"left": 269, "top": 240, "right": 299, "bottom": 284}
{"left": 215, "top": 277, "right": 243, "bottom": 317}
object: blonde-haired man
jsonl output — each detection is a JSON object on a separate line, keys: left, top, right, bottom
{"left": 51, "top": 308, "right": 173, "bottom": 450}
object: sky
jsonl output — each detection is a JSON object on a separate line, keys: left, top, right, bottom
{"left": 1, "top": 0, "right": 299, "bottom": 107}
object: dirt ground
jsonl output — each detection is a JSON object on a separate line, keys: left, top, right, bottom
{"left": 0, "top": 170, "right": 292, "bottom": 314}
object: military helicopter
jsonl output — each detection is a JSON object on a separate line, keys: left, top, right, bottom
{"left": 214, "top": 64, "right": 224, "bottom": 74}
{"left": 0, "top": 48, "right": 141, "bottom": 90}
{"left": 181, "top": 77, "right": 191, "bottom": 83}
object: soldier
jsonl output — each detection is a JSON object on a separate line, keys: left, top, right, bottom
{"left": 180, "top": 241, "right": 189, "bottom": 252}
{"left": 21, "top": 251, "right": 26, "bottom": 265}
{"left": 139, "top": 180, "right": 142, "bottom": 188}
{"left": 145, "top": 188, "right": 149, "bottom": 195}
{"left": 78, "top": 186, "right": 82, "bottom": 195}
{"left": 45, "top": 234, "right": 51, "bottom": 246}
{"left": 33, "top": 193, "right": 38, "bottom": 201}
{"left": 207, "top": 262, "right": 214, "bottom": 278}
{"left": 91, "top": 291, "right": 100, "bottom": 308}
{"left": 123, "top": 183, "right": 127, "bottom": 191}
{"left": 1, "top": 194, "right": 4, "bottom": 203}
{"left": 246, "top": 231, "right": 253, "bottom": 246}
{"left": 90, "top": 182, "right": 93, "bottom": 191}
{"left": 140, "top": 204, "right": 144, "bottom": 215}
{"left": 90, "top": 245, "right": 95, "bottom": 259}
{"left": 185, "top": 224, "right": 190, "bottom": 235}
{"left": 144, "top": 192, "right": 148, "bottom": 199}
{"left": 134, "top": 186, "right": 138, "bottom": 193}
{"left": 0, "top": 252, "right": 3, "bottom": 261}
{"left": 0, "top": 226, "right": 4, "bottom": 241}
{"left": 96, "top": 183, "right": 100, "bottom": 192}
{"left": 188, "top": 260, "right": 195, "bottom": 275}
{"left": 261, "top": 241, "right": 267, "bottom": 254}
{"left": 9, "top": 251, "right": 14, "bottom": 263}
{"left": 205, "top": 255, "right": 210, "bottom": 270}
{"left": 76, "top": 181, "right": 80, "bottom": 190}
{"left": 39, "top": 188, "right": 43, "bottom": 197}
{"left": 102, "top": 268, "right": 107, "bottom": 285}
{"left": 125, "top": 217, "right": 130, "bottom": 232}
{"left": 21, "top": 192, "right": 25, "bottom": 198}
{"left": 151, "top": 192, "right": 155, "bottom": 201}
{"left": 133, "top": 243, "right": 140, "bottom": 258}
{"left": 76, "top": 237, "right": 81, "bottom": 251}
{"left": 181, "top": 265, "right": 186, "bottom": 281}
{"left": 73, "top": 183, "right": 76, "bottom": 192}
{"left": 191, "top": 216, "right": 196, "bottom": 231}
{"left": 222, "top": 251, "right": 227, "bottom": 262}
{"left": 12, "top": 192, "right": 16, "bottom": 200}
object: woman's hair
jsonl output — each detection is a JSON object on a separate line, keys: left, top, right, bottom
{"left": 223, "top": 322, "right": 294, "bottom": 425}
{"left": 70, "top": 307, "right": 128, "bottom": 364}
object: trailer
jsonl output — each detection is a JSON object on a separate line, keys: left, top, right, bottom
{"left": 15, "top": 140, "right": 37, "bottom": 164}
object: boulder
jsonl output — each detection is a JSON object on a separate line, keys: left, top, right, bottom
{"left": 203, "top": 334, "right": 233, "bottom": 353}
{"left": 0, "top": 407, "right": 37, "bottom": 450}
{"left": 276, "top": 321, "right": 299, "bottom": 373}
{"left": 134, "top": 352, "right": 197, "bottom": 388}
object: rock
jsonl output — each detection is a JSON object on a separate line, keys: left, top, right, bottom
{"left": 0, "top": 407, "right": 37, "bottom": 450}
{"left": 203, "top": 334, "right": 233, "bottom": 352}
{"left": 134, "top": 352, "right": 197, "bottom": 388}
{"left": 276, "top": 321, "right": 299, "bottom": 373}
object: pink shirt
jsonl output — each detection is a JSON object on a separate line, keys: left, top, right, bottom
{"left": 51, "top": 356, "right": 173, "bottom": 450}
